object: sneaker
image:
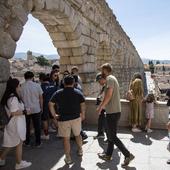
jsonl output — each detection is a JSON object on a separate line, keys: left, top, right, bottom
{"left": 80, "top": 131, "right": 88, "bottom": 140}
{"left": 132, "top": 128, "right": 142, "bottom": 132}
{"left": 77, "top": 149, "right": 83, "bottom": 156}
{"left": 121, "top": 154, "right": 135, "bottom": 168}
{"left": 94, "top": 133, "right": 105, "bottom": 139}
{"left": 23, "top": 142, "right": 31, "bottom": 147}
{"left": 98, "top": 153, "right": 112, "bottom": 161}
{"left": 147, "top": 129, "right": 153, "bottom": 133}
{"left": 64, "top": 157, "right": 73, "bottom": 165}
{"left": 167, "top": 159, "right": 170, "bottom": 164}
{"left": 82, "top": 134, "right": 88, "bottom": 140}
{"left": 0, "top": 159, "right": 5, "bottom": 166}
{"left": 103, "top": 139, "right": 108, "bottom": 145}
{"left": 15, "top": 160, "right": 32, "bottom": 170}
{"left": 34, "top": 142, "right": 42, "bottom": 148}
{"left": 48, "top": 127, "right": 56, "bottom": 133}
{"left": 41, "top": 134, "right": 50, "bottom": 140}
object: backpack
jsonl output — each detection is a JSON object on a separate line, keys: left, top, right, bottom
{"left": 126, "top": 90, "right": 135, "bottom": 101}
{"left": 0, "top": 103, "right": 11, "bottom": 130}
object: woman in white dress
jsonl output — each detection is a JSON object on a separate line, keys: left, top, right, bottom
{"left": 0, "top": 78, "right": 32, "bottom": 169}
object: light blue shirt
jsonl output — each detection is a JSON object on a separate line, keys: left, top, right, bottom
{"left": 20, "top": 80, "right": 43, "bottom": 114}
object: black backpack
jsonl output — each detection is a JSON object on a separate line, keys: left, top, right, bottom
{"left": 0, "top": 103, "right": 11, "bottom": 130}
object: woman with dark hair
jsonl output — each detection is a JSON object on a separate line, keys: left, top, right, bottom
{"left": 60, "top": 70, "right": 70, "bottom": 89}
{"left": 0, "top": 78, "right": 32, "bottom": 169}
{"left": 129, "top": 73, "right": 144, "bottom": 132}
{"left": 50, "top": 70, "right": 59, "bottom": 88}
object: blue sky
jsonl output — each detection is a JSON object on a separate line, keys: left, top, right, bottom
{"left": 16, "top": 0, "right": 170, "bottom": 60}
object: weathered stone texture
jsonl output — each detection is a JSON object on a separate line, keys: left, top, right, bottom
{"left": 0, "top": 57, "right": 10, "bottom": 81}
{"left": 0, "top": 30, "right": 16, "bottom": 59}
{"left": 0, "top": 83, "right": 7, "bottom": 102}
{"left": 7, "top": 18, "right": 23, "bottom": 41}
{"left": 0, "top": 0, "right": 144, "bottom": 97}
{"left": 11, "top": 5, "right": 28, "bottom": 25}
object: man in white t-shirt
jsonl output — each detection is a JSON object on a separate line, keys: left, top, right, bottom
{"left": 20, "top": 71, "right": 43, "bottom": 147}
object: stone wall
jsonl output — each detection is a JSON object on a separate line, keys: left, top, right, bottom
{"left": 0, "top": 0, "right": 143, "bottom": 99}
{"left": 85, "top": 98, "right": 169, "bottom": 129}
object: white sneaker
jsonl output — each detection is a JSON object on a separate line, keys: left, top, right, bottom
{"left": 0, "top": 158, "right": 5, "bottom": 166}
{"left": 64, "top": 157, "right": 73, "bottom": 165}
{"left": 77, "top": 148, "right": 83, "bottom": 156}
{"left": 48, "top": 127, "right": 56, "bottom": 133}
{"left": 15, "top": 160, "right": 32, "bottom": 170}
{"left": 132, "top": 128, "right": 142, "bottom": 132}
{"left": 41, "top": 134, "right": 50, "bottom": 140}
{"left": 147, "top": 129, "right": 153, "bottom": 133}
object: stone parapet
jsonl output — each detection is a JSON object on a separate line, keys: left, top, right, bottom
{"left": 85, "top": 98, "right": 169, "bottom": 129}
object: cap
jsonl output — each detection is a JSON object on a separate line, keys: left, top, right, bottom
{"left": 96, "top": 72, "right": 103, "bottom": 81}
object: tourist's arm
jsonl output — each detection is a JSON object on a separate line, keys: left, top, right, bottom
{"left": 39, "top": 94, "right": 43, "bottom": 112}
{"left": 11, "top": 110, "right": 23, "bottom": 116}
{"left": 80, "top": 102, "right": 86, "bottom": 121}
{"left": 48, "top": 101, "right": 59, "bottom": 120}
{"left": 9, "top": 97, "right": 24, "bottom": 116}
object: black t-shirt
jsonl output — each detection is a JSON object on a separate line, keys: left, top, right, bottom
{"left": 50, "top": 87, "right": 85, "bottom": 121}
{"left": 41, "top": 82, "right": 58, "bottom": 114}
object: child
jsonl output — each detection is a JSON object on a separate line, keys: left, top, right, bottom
{"left": 144, "top": 92, "right": 155, "bottom": 133}
{"left": 94, "top": 73, "right": 108, "bottom": 140}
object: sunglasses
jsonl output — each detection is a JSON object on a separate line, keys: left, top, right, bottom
{"left": 53, "top": 74, "right": 58, "bottom": 77}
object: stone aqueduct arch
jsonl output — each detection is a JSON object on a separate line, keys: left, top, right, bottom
{"left": 0, "top": 0, "right": 144, "bottom": 98}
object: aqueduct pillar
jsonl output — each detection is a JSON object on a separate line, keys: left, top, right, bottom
{"left": 0, "top": 0, "right": 144, "bottom": 98}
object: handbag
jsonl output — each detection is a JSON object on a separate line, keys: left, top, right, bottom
{"left": 126, "top": 90, "right": 135, "bottom": 101}
{"left": 0, "top": 104, "right": 12, "bottom": 130}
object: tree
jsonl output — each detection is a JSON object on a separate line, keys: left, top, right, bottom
{"left": 36, "top": 55, "right": 50, "bottom": 66}
{"left": 156, "top": 60, "right": 160, "bottom": 64}
{"left": 162, "top": 65, "right": 166, "bottom": 72}
{"left": 148, "top": 60, "right": 154, "bottom": 74}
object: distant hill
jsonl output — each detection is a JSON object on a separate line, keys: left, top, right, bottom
{"left": 14, "top": 52, "right": 59, "bottom": 60}
{"left": 142, "top": 58, "right": 170, "bottom": 64}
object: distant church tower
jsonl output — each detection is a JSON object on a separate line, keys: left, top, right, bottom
{"left": 27, "top": 50, "right": 37, "bottom": 66}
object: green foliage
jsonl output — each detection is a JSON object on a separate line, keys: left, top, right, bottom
{"left": 156, "top": 60, "right": 160, "bottom": 64}
{"left": 148, "top": 60, "right": 154, "bottom": 73}
{"left": 36, "top": 55, "right": 50, "bottom": 66}
{"left": 148, "top": 60, "right": 154, "bottom": 65}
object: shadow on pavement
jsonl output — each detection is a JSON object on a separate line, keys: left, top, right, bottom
{"left": 96, "top": 148, "right": 120, "bottom": 170}
{"left": 130, "top": 132, "right": 152, "bottom": 145}
{"left": 57, "top": 157, "right": 85, "bottom": 170}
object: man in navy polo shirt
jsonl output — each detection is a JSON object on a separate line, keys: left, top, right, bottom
{"left": 49, "top": 75, "right": 85, "bottom": 165}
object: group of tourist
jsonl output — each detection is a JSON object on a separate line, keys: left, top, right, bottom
{"left": 0, "top": 65, "right": 86, "bottom": 169}
{"left": 0, "top": 62, "right": 170, "bottom": 169}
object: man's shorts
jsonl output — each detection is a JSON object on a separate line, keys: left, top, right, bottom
{"left": 58, "top": 117, "right": 81, "bottom": 137}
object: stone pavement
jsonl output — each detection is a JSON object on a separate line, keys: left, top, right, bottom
{"left": 0, "top": 127, "right": 170, "bottom": 170}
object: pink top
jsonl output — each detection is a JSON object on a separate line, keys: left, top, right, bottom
{"left": 145, "top": 102, "right": 154, "bottom": 118}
